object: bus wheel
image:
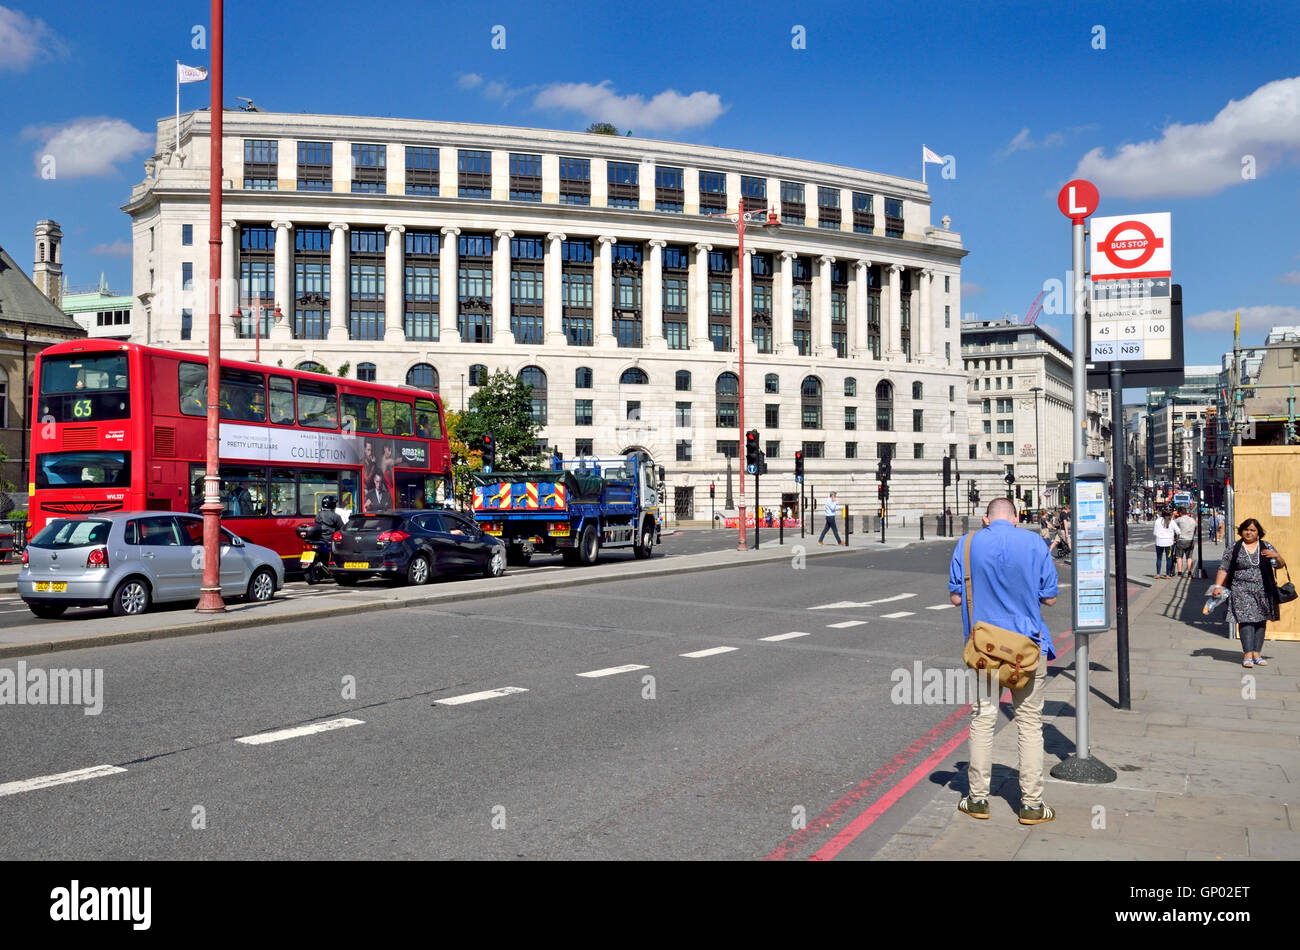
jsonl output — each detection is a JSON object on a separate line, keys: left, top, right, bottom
{"left": 111, "top": 577, "right": 152, "bottom": 616}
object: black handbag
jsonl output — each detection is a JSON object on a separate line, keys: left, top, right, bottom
{"left": 1278, "top": 565, "right": 1298, "bottom": 604}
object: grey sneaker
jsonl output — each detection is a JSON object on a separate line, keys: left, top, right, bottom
{"left": 958, "top": 796, "right": 990, "bottom": 820}
{"left": 1018, "top": 803, "right": 1056, "bottom": 825}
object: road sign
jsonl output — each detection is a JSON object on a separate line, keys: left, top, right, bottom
{"left": 1090, "top": 213, "right": 1171, "bottom": 281}
{"left": 1087, "top": 283, "right": 1186, "bottom": 389}
{"left": 1089, "top": 277, "right": 1172, "bottom": 362}
{"left": 1057, "top": 179, "right": 1099, "bottom": 222}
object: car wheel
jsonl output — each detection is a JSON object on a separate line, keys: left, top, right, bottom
{"left": 406, "top": 554, "right": 431, "bottom": 586}
{"left": 633, "top": 519, "right": 654, "bottom": 559}
{"left": 335, "top": 573, "right": 361, "bottom": 586}
{"left": 29, "top": 603, "right": 67, "bottom": 619}
{"left": 246, "top": 567, "right": 276, "bottom": 603}
{"left": 578, "top": 524, "right": 599, "bottom": 566}
{"left": 506, "top": 548, "right": 532, "bottom": 566}
{"left": 111, "top": 577, "right": 152, "bottom": 617}
{"left": 484, "top": 547, "right": 506, "bottom": 577}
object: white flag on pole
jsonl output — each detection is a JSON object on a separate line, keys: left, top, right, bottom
{"left": 922, "top": 145, "right": 944, "bottom": 165}
{"left": 177, "top": 64, "right": 208, "bottom": 83}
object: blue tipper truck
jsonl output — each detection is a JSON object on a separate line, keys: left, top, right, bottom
{"left": 469, "top": 450, "right": 662, "bottom": 565}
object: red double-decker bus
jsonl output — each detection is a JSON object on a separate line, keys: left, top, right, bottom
{"left": 29, "top": 340, "right": 452, "bottom": 567}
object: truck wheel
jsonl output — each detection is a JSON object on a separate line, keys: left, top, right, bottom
{"left": 633, "top": 518, "right": 654, "bottom": 559}
{"left": 506, "top": 548, "right": 532, "bottom": 566}
{"left": 578, "top": 524, "right": 599, "bottom": 565}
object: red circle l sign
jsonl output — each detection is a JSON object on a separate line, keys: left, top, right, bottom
{"left": 1057, "top": 179, "right": 1099, "bottom": 221}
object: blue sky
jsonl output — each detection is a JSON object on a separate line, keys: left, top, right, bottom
{"left": 3, "top": 0, "right": 1298, "bottom": 383}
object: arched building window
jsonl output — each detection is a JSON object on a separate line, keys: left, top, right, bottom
{"left": 801, "top": 376, "right": 823, "bottom": 429}
{"left": 469, "top": 364, "right": 488, "bottom": 386}
{"left": 619, "top": 367, "right": 649, "bottom": 385}
{"left": 844, "top": 377, "right": 857, "bottom": 397}
{"left": 765, "top": 373, "right": 779, "bottom": 394}
{"left": 876, "top": 380, "right": 894, "bottom": 431}
{"left": 715, "top": 372, "right": 738, "bottom": 428}
{"left": 297, "top": 360, "right": 328, "bottom": 374}
{"left": 912, "top": 381, "right": 923, "bottom": 400}
{"left": 407, "top": 363, "right": 439, "bottom": 392}
{"left": 357, "top": 362, "right": 377, "bottom": 383}
{"left": 575, "top": 366, "right": 593, "bottom": 389}
{"left": 519, "top": 365, "right": 547, "bottom": 425}
{"left": 675, "top": 369, "right": 691, "bottom": 391}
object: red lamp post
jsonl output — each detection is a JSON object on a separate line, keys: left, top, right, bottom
{"left": 707, "top": 197, "right": 781, "bottom": 551}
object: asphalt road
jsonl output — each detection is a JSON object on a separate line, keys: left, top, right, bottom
{"left": 2, "top": 538, "right": 1074, "bottom": 860}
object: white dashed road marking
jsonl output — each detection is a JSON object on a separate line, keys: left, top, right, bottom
{"left": 680, "top": 646, "right": 739, "bottom": 658}
{"left": 0, "top": 765, "right": 127, "bottom": 798}
{"left": 809, "top": 593, "right": 915, "bottom": 610}
{"left": 760, "top": 632, "right": 811, "bottom": 642}
{"left": 434, "top": 686, "right": 529, "bottom": 706}
{"left": 236, "top": 718, "right": 365, "bottom": 745}
{"left": 577, "top": 664, "right": 649, "bottom": 678}
{"left": 881, "top": 611, "right": 915, "bottom": 619}
{"left": 926, "top": 604, "right": 955, "bottom": 610}
{"left": 826, "top": 620, "right": 868, "bottom": 628}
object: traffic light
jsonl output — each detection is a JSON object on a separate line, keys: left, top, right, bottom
{"left": 759, "top": 452, "right": 768, "bottom": 476}
{"left": 482, "top": 433, "right": 496, "bottom": 469}
{"left": 794, "top": 450, "right": 804, "bottom": 483}
{"left": 1005, "top": 471, "right": 1015, "bottom": 486}
{"left": 745, "top": 429, "right": 760, "bottom": 474}
{"left": 878, "top": 483, "right": 889, "bottom": 500}
{"left": 881, "top": 453, "right": 892, "bottom": 481}
{"left": 942, "top": 455, "right": 952, "bottom": 487}
{"left": 709, "top": 481, "right": 716, "bottom": 499}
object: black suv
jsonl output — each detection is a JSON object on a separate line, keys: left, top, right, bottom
{"left": 330, "top": 510, "right": 506, "bottom": 585}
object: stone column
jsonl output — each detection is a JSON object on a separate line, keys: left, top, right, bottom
{"left": 544, "top": 232, "right": 566, "bottom": 345}
{"left": 691, "top": 243, "right": 712, "bottom": 348}
{"left": 918, "top": 268, "right": 933, "bottom": 360}
{"left": 852, "top": 259, "right": 870, "bottom": 359}
{"left": 440, "top": 227, "right": 461, "bottom": 344}
{"left": 815, "top": 255, "right": 835, "bottom": 356}
{"left": 327, "top": 222, "right": 349, "bottom": 341}
{"left": 596, "top": 235, "right": 617, "bottom": 346}
{"left": 384, "top": 224, "right": 405, "bottom": 342}
{"left": 271, "top": 220, "right": 293, "bottom": 342}
{"left": 646, "top": 239, "right": 666, "bottom": 351}
{"left": 493, "top": 229, "right": 516, "bottom": 345}
{"left": 887, "top": 263, "right": 903, "bottom": 359}
{"left": 220, "top": 220, "right": 237, "bottom": 342}
{"left": 777, "top": 250, "right": 796, "bottom": 355}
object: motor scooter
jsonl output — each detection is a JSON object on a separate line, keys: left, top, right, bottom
{"left": 295, "top": 524, "right": 338, "bottom": 585}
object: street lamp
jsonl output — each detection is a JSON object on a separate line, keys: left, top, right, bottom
{"left": 1029, "top": 385, "right": 1043, "bottom": 512}
{"left": 707, "top": 197, "right": 781, "bottom": 551}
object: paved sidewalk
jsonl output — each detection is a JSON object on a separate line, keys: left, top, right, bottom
{"left": 861, "top": 552, "right": 1300, "bottom": 861}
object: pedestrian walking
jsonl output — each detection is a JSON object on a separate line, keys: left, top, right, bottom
{"left": 818, "top": 491, "right": 843, "bottom": 545}
{"left": 948, "top": 497, "right": 1059, "bottom": 825}
{"left": 1153, "top": 510, "right": 1176, "bottom": 578}
{"left": 1173, "top": 506, "right": 1198, "bottom": 578}
{"left": 1211, "top": 518, "right": 1287, "bottom": 668}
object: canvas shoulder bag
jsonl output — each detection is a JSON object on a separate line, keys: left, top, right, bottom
{"left": 960, "top": 531, "right": 1041, "bottom": 689}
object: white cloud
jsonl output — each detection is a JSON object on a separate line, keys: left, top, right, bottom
{"left": 962, "top": 282, "right": 986, "bottom": 296}
{"left": 457, "top": 73, "right": 482, "bottom": 90}
{"left": 996, "top": 125, "right": 1092, "bottom": 159}
{"left": 483, "top": 79, "right": 535, "bottom": 107}
{"left": 0, "top": 5, "right": 65, "bottom": 71}
{"left": 1279, "top": 271, "right": 1300, "bottom": 285}
{"left": 1186, "top": 304, "right": 1300, "bottom": 332}
{"left": 23, "top": 117, "right": 152, "bottom": 178}
{"left": 90, "top": 240, "right": 131, "bottom": 257}
{"left": 1073, "top": 76, "right": 1300, "bottom": 198}
{"left": 533, "top": 81, "right": 726, "bottom": 131}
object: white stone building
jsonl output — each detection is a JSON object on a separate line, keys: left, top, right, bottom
{"left": 124, "top": 110, "right": 971, "bottom": 520}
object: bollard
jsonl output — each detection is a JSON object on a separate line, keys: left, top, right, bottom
{"left": 920, "top": 513, "right": 925, "bottom": 540}
{"left": 779, "top": 513, "right": 784, "bottom": 546}
{"left": 844, "top": 504, "right": 850, "bottom": 545}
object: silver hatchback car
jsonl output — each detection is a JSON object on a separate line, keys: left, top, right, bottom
{"left": 19, "top": 512, "right": 285, "bottom": 619}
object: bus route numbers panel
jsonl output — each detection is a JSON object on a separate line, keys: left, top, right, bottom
{"left": 1089, "top": 277, "right": 1171, "bottom": 363}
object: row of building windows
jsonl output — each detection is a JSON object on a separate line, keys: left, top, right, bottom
{"left": 671, "top": 440, "right": 940, "bottom": 462}
{"left": 240, "top": 139, "right": 901, "bottom": 232}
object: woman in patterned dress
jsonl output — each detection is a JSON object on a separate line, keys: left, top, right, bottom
{"left": 1211, "top": 518, "right": 1287, "bottom": 668}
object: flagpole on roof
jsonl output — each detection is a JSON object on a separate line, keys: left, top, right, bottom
{"left": 176, "top": 61, "right": 181, "bottom": 154}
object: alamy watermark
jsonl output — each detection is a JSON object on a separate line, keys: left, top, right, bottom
{"left": 1, "top": 661, "right": 103, "bottom": 715}
{"left": 890, "top": 661, "right": 998, "bottom": 706}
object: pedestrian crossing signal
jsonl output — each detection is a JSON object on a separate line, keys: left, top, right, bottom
{"left": 745, "top": 429, "right": 760, "bottom": 475}
{"left": 794, "top": 449, "right": 804, "bottom": 483}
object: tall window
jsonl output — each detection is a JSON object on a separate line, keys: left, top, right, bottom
{"left": 575, "top": 399, "right": 593, "bottom": 426}
{"left": 296, "top": 141, "right": 332, "bottom": 191}
{"left": 674, "top": 369, "right": 691, "bottom": 392}
{"left": 852, "top": 192, "right": 874, "bottom": 233}
{"left": 510, "top": 235, "right": 544, "bottom": 344}
{"left": 469, "top": 364, "right": 488, "bottom": 386}
{"left": 294, "top": 226, "right": 330, "bottom": 339}
{"left": 458, "top": 232, "right": 493, "bottom": 342}
{"left": 780, "top": 181, "right": 805, "bottom": 225}
{"left": 613, "top": 242, "right": 643, "bottom": 348}
{"left": 817, "top": 186, "right": 841, "bottom": 229}
{"left": 607, "top": 162, "right": 639, "bottom": 208}
{"left": 407, "top": 363, "right": 438, "bottom": 392}
{"left": 845, "top": 377, "right": 857, "bottom": 397}
{"left": 243, "top": 139, "right": 277, "bottom": 190}
{"left": 662, "top": 244, "right": 688, "bottom": 349}
{"left": 765, "top": 404, "right": 779, "bottom": 428}
{"left": 351, "top": 143, "right": 386, "bottom": 193}
{"left": 357, "top": 362, "right": 377, "bottom": 383}
{"left": 655, "top": 165, "right": 684, "bottom": 212}
{"left": 519, "top": 366, "right": 547, "bottom": 425}
{"left": 562, "top": 238, "right": 594, "bottom": 346}
{"left": 845, "top": 407, "right": 857, "bottom": 430}
{"left": 699, "top": 170, "right": 726, "bottom": 214}
{"left": 237, "top": 227, "right": 273, "bottom": 339}
{"left": 405, "top": 146, "right": 438, "bottom": 196}
{"left": 801, "top": 376, "right": 823, "bottom": 429}
{"left": 867, "top": 264, "right": 882, "bottom": 359}
{"left": 740, "top": 175, "right": 766, "bottom": 208}
{"left": 404, "top": 230, "right": 439, "bottom": 341}
{"left": 457, "top": 149, "right": 491, "bottom": 198}
{"left": 876, "top": 381, "right": 894, "bottom": 431}
{"left": 575, "top": 366, "right": 593, "bottom": 389}
{"left": 708, "top": 249, "right": 732, "bottom": 352}
{"left": 509, "top": 152, "right": 542, "bottom": 202}
{"left": 884, "top": 197, "right": 904, "bottom": 238}
{"left": 349, "top": 229, "right": 385, "bottom": 341}
{"left": 831, "top": 261, "right": 848, "bottom": 357}
{"left": 559, "top": 157, "right": 590, "bottom": 205}
{"left": 765, "top": 374, "right": 779, "bottom": 394}
{"left": 715, "top": 372, "right": 738, "bottom": 428}
{"left": 619, "top": 367, "right": 649, "bottom": 385}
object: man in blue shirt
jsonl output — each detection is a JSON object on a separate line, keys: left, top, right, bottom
{"left": 947, "top": 497, "right": 1059, "bottom": 825}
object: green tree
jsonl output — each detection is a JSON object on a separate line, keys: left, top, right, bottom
{"left": 337, "top": 362, "right": 351, "bottom": 377}
{"left": 454, "top": 370, "right": 542, "bottom": 471}
{"left": 585, "top": 122, "right": 620, "bottom": 135}
{"left": 444, "top": 409, "right": 482, "bottom": 507}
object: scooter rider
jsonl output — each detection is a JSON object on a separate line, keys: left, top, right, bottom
{"left": 315, "top": 495, "right": 346, "bottom": 537}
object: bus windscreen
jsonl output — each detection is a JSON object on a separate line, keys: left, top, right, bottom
{"left": 35, "top": 451, "right": 132, "bottom": 489}
{"left": 38, "top": 354, "right": 130, "bottom": 422}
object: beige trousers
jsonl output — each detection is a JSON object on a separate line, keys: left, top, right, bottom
{"left": 966, "top": 667, "right": 1046, "bottom": 807}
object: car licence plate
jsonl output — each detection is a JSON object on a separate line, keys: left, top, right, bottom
{"left": 485, "top": 528, "right": 502, "bottom": 536}
{"left": 34, "top": 582, "right": 67, "bottom": 592}
{"left": 344, "top": 561, "right": 369, "bottom": 569}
